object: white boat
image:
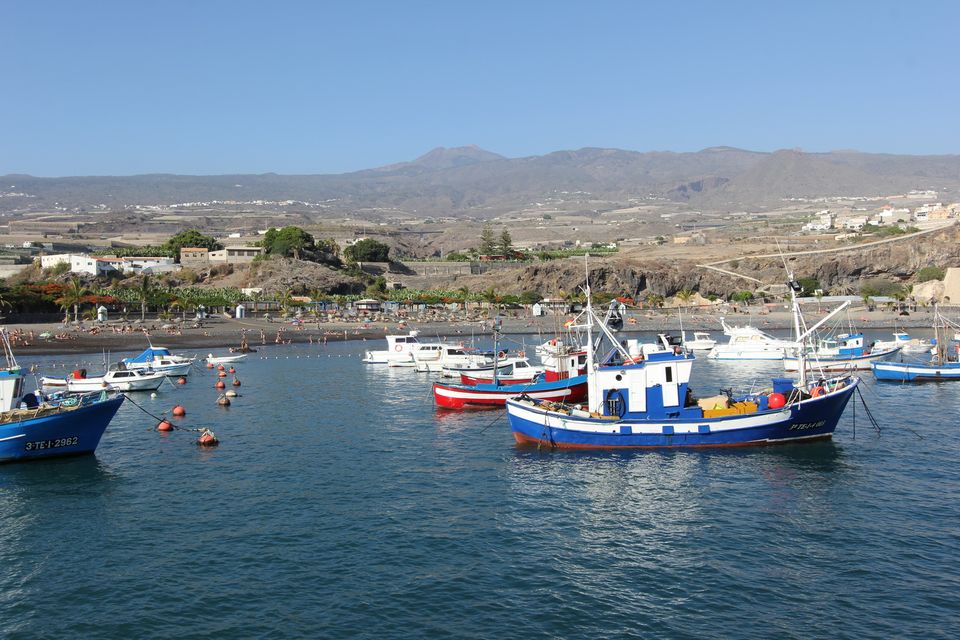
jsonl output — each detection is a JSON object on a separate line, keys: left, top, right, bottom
{"left": 706, "top": 319, "right": 795, "bottom": 360}
{"left": 441, "top": 356, "right": 542, "bottom": 379}
{"left": 682, "top": 331, "right": 717, "bottom": 351}
{"left": 362, "top": 331, "right": 422, "bottom": 365}
{"left": 122, "top": 346, "right": 195, "bottom": 376}
{"left": 784, "top": 332, "right": 900, "bottom": 372}
{"left": 205, "top": 353, "right": 248, "bottom": 364}
{"left": 872, "top": 331, "right": 934, "bottom": 354}
{"left": 41, "top": 366, "right": 166, "bottom": 392}
{"left": 413, "top": 343, "right": 494, "bottom": 373}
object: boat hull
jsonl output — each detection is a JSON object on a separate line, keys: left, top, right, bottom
{"left": 706, "top": 348, "right": 788, "bottom": 360}
{"left": 126, "top": 362, "right": 193, "bottom": 376}
{"left": 872, "top": 361, "right": 960, "bottom": 381}
{"left": 434, "top": 376, "right": 588, "bottom": 409}
{"left": 783, "top": 347, "right": 900, "bottom": 372}
{"left": 206, "top": 354, "right": 248, "bottom": 364}
{"left": 0, "top": 395, "right": 125, "bottom": 462}
{"left": 506, "top": 380, "right": 858, "bottom": 449}
{"left": 41, "top": 375, "right": 164, "bottom": 392}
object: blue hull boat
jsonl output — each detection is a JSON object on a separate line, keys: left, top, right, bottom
{"left": 872, "top": 361, "right": 960, "bottom": 381}
{"left": 0, "top": 329, "right": 126, "bottom": 463}
{"left": 0, "top": 393, "right": 125, "bottom": 462}
{"left": 506, "top": 275, "right": 860, "bottom": 449}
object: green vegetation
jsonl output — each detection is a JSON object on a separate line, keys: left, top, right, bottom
{"left": 860, "top": 224, "right": 920, "bottom": 237}
{"left": 796, "top": 277, "right": 820, "bottom": 297}
{"left": 343, "top": 238, "right": 390, "bottom": 262}
{"left": 479, "top": 225, "right": 497, "bottom": 255}
{"left": 917, "top": 266, "right": 945, "bottom": 282}
{"left": 163, "top": 229, "right": 222, "bottom": 261}
{"left": 263, "top": 226, "right": 316, "bottom": 260}
{"left": 92, "top": 246, "right": 173, "bottom": 258}
{"left": 730, "top": 291, "right": 753, "bottom": 303}
{"left": 860, "top": 278, "right": 907, "bottom": 298}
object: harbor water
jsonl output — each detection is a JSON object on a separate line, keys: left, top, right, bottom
{"left": 1, "top": 334, "right": 958, "bottom": 638}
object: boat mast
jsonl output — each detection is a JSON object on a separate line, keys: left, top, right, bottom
{"left": 583, "top": 256, "right": 597, "bottom": 407}
{"left": 492, "top": 315, "right": 501, "bottom": 385}
{"left": 788, "top": 276, "right": 808, "bottom": 387}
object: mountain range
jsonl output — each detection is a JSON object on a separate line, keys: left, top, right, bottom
{"left": 4, "top": 146, "right": 960, "bottom": 216}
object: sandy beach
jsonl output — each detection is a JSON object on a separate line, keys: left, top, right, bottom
{"left": 1, "top": 305, "right": 940, "bottom": 356}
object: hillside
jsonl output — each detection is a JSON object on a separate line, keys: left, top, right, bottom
{"left": 4, "top": 146, "right": 959, "bottom": 217}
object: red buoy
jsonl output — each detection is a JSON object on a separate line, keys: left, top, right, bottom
{"left": 215, "top": 380, "right": 226, "bottom": 389}
{"left": 217, "top": 371, "right": 227, "bottom": 378}
{"left": 206, "top": 362, "right": 214, "bottom": 369}
{"left": 228, "top": 367, "right": 236, "bottom": 374}
{"left": 217, "top": 364, "right": 225, "bottom": 371}
{"left": 768, "top": 392, "right": 786, "bottom": 409}
{"left": 197, "top": 429, "right": 219, "bottom": 446}
{"left": 157, "top": 419, "right": 174, "bottom": 432}
{"left": 232, "top": 378, "right": 241, "bottom": 387}
{"left": 177, "top": 376, "right": 187, "bottom": 385}
{"left": 172, "top": 405, "right": 186, "bottom": 417}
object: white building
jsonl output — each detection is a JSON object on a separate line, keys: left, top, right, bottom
{"left": 39, "top": 253, "right": 174, "bottom": 276}
{"left": 842, "top": 217, "right": 868, "bottom": 231}
{"left": 802, "top": 210, "right": 834, "bottom": 231}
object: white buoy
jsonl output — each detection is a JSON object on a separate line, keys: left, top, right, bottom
{"left": 151, "top": 392, "right": 158, "bottom": 398}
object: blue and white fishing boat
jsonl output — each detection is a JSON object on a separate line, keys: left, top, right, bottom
{"left": 122, "top": 345, "right": 195, "bottom": 376}
{"left": 0, "top": 330, "right": 125, "bottom": 463}
{"left": 506, "top": 277, "right": 859, "bottom": 449}
{"left": 873, "top": 307, "right": 960, "bottom": 381}
{"left": 783, "top": 307, "right": 900, "bottom": 371}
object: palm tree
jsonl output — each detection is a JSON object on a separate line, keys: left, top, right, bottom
{"left": 55, "top": 277, "right": 88, "bottom": 323}
{"left": 138, "top": 274, "right": 153, "bottom": 321}
{"left": 675, "top": 289, "right": 695, "bottom": 308}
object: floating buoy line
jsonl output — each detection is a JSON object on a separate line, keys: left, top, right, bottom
{"left": 123, "top": 394, "right": 220, "bottom": 445}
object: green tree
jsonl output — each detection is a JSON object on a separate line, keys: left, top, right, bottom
{"left": 479, "top": 225, "right": 497, "bottom": 254}
{"left": 55, "top": 277, "right": 88, "bottom": 322}
{"left": 731, "top": 291, "right": 753, "bottom": 303}
{"left": 264, "top": 226, "right": 316, "bottom": 259}
{"left": 499, "top": 228, "right": 512, "bottom": 254}
{"left": 137, "top": 274, "right": 154, "bottom": 321}
{"left": 797, "top": 277, "right": 820, "bottom": 297}
{"left": 343, "top": 239, "right": 390, "bottom": 262}
{"left": 164, "top": 229, "right": 222, "bottom": 261}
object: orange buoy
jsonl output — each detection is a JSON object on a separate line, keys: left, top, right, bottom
{"left": 228, "top": 367, "right": 236, "bottom": 374}
{"left": 217, "top": 395, "right": 231, "bottom": 406}
{"left": 768, "top": 392, "right": 786, "bottom": 409}
{"left": 206, "top": 362, "right": 214, "bottom": 369}
{"left": 196, "top": 429, "right": 219, "bottom": 446}
{"left": 232, "top": 377, "right": 241, "bottom": 387}
{"left": 157, "top": 419, "right": 174, "bottom": 432}
{"left": 218, "top": 371, "right": 227, "bottom": 378}
{"left": 215, "top": 380, "right": 226, "bottom": 389}
{"left": 172, "top": 405, "right": 186, "bottom": 416}
{"left": 177, "top": 376, "right": 187, "bottom": 385}
{"left": 810, "top": 386, "right": 824, "bottom": 398}
{"left": 217, "top": 364, "right": 225, "bottom": 371}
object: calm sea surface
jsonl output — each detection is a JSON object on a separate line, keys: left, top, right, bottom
{"left": 1, "top": 331, "right": 958, "bottom": 639}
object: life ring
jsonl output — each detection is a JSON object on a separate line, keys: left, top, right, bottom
{"left": 497, "top": 350, "right": 506, "bottom": 359}
{"left": 394, "top": 344, "right": 402, "bottom": 352}
{"left": 518, "top": 350, "right": 525, "bottom": 358}
{"left": 810, "top": 386, "right": 824, "bottom": 398}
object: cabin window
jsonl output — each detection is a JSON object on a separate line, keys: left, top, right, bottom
{"left": 665, "top": 367, "right": 673, "bottom": 382}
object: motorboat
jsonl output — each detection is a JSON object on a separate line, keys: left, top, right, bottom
{"left": 872, "top": 331, "right": 934, "bottom": 355}
{"left": 206, "top": 353, "right": 249, "bottom": 364}
{"left": 682, "top": 331, "right": 717, "bottom": 351}
{"left": 706, "top": 319, "right": 795, "bottom": 360}
{"left": 362, "top": 331, "right": 422, "bottom": 365}
{"left": 40, "top": 366, "right": 166, "bottom": 392}
{"left": 413, "top": 343, "right": 495, "bottom": 373}
{"left": 122, "top": 346, "right": 195, "bottom": 376}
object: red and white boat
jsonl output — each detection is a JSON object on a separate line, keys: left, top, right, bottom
{"left": 433, "top": 374, "right": 589, "bottom": 409}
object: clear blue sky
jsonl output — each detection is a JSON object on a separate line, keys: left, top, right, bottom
{"left": 2, "top": 0, "right": 957, "bottom": 176}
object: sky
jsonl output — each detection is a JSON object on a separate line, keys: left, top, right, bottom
{"left": 2, "top": 0, "right": 958, "bottom": 176}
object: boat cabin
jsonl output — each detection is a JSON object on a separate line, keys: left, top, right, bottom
{"left": 591, "top": 343, "right": 699, "bottom": 419}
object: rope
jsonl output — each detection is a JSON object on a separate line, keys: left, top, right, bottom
{"left": 122, "top": 393, "right": 208, "bottom": 433}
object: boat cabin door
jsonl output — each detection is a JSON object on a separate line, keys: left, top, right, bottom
{"left": 660, "top": 364, "right": 680, "bottom": 407}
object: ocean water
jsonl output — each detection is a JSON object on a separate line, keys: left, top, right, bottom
{"left": 1, "top": 334, "right": 958, "bottom": 639}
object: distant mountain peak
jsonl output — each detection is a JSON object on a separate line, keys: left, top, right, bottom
{"left": 410, "top": 145, "right": 505, "bottom": 169}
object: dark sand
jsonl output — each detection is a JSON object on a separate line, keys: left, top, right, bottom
{"left": 2, "top": 306, "right": 939, "bottom": 357}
